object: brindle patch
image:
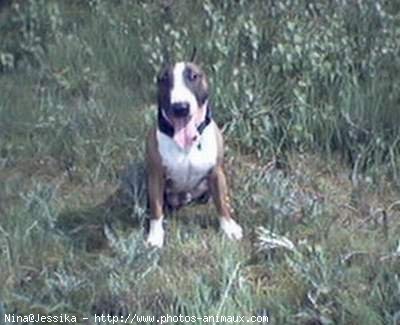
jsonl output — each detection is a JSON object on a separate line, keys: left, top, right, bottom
{"left": 157, "top": 66, "right": 174, "bottom": 111}
{"left": 157, "top": 66, "right": 174, "bottom": 136}
{"left": 182, "top": 63, "right": 209, "bottom": 106}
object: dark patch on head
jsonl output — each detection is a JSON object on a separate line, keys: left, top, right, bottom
{"left": 182, "top": 63, "right": 209, "bottom": 106}
{"left": 157, "top": 66, "right": 174, "bottom": 137}
{"left": 157, "top": 65, "right": 174, "bottom": 109}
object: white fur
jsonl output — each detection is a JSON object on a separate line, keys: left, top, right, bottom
{"left": 220, "top": 218, "right": 243, "bottom": 240}
{"left": 171, "top": 62, "right": 198, "bottom": 116}
{"left": 146, "top": 218, "right": 164, "bottom": 248}
{"left": 157, "top": 122, "right": 218, "bottom": 192}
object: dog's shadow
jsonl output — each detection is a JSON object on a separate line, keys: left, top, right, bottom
{"left": 56, "top": 162, "right": 149, "bottom": 251}
{"left": 56, "top": 162, "right": 216, "bottom": 251}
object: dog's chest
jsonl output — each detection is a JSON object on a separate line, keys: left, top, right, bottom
{"left": 157, "top": 124, "right": 218, "bottom": 192}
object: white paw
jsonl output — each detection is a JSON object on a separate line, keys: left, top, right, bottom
{"left": 220, "top": 218, "right": 243, "bottom": 240}
{"left": 146, "top": 219, "right": 165, "bottom": 248}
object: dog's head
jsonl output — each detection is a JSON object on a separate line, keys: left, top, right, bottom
{"left": 157, "top": 62, "right": 211, "bottom": 150}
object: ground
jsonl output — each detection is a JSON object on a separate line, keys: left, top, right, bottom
{"left": 1, "top": 1, "right": 400, "bottom": 324}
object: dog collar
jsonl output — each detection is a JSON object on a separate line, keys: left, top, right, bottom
{"left": 196, "top": 114, "right": 211, "bottom": 135}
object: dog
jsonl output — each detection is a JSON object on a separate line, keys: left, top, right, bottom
{"left": 145, "top": 60, "right": 243, "bottom": 247}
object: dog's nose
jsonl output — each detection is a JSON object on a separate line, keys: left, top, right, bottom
{"left": 171, "top": 102, "right": 190, "bottom": 117}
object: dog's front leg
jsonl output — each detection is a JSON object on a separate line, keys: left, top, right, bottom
{"left": 145, "top": 130, "right": 166, "bottom": 248}
{"left": 209, "top": 166, "right": 243, "bottom": 240}
{"left": 146, "top": 171, "right": 165, "bottom": 248}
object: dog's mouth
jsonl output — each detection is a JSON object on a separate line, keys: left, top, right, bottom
{"left": 170, "top": 115, "right": 199, "bottom": 150}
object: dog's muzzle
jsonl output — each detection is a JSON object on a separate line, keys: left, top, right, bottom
{"left": 171, "top": 102, "right": 190, "bottom": 118}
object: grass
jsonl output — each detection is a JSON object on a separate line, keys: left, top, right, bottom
{"left": 1, "top": 1, "right": 400, "bottom": 324}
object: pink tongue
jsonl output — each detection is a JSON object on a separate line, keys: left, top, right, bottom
{"left": 172, "top": 117, "right": 198, "bottom": 149}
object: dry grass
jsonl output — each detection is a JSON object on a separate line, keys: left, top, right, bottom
{"left": 1, "top": 1, "right": 400, "bottom": 324}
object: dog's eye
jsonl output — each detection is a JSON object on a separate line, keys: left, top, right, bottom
{"left": 188, "top": 71, "right": 200, "bottom": 82}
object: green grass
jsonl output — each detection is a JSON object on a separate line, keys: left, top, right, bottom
{"left": 1, "top": 1, "right": 400, "bottom": 324}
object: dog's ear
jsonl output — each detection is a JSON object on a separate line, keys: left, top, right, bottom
{"left": 189, "top": 46, "right": 197, "bottom": 63}
{"left": 162, "top": 44, "right": 171, "bottom": 66}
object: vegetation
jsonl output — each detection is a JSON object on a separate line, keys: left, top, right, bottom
{"left": 1, "top": 0, "right": 400, "bottom": 324}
